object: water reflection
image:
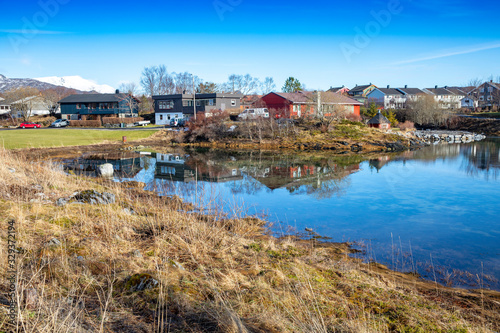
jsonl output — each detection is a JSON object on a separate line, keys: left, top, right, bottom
{"left": 54, "top": 139, "right": 500, "bottom": 290}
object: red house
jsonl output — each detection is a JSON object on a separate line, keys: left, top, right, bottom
{"left": 368, "top": 111, "right": 391, "bottom": 129}
{"left": 260, "top": 91, "right": 362, "bottom": 119}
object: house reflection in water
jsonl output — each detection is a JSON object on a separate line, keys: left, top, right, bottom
{"left": 246, "top": 161, "right": 360, "bottom": 196}
{"left": 63, "top": 152, "right": 143, "bottom": 178}
{"left": 461, "top": 141, "right": 499, "bottom": 179}
{"left": 155, "top": 153, "right": 243, "bottom": 183}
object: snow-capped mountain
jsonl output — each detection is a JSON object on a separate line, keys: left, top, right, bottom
{"left": 0, "top": 74, "right": 65, "bottom": 93}
{"left": 34, "top": 75, "right": 115, "bottom": 93}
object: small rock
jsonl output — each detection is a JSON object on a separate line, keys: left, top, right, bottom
{"left": 132, "top": 250, "right": 142, "bottom": 258}
{"left": 23, "top": 288, "right": 38, "bottom": 309}
{"left": 46, "top": 238, "right": 62, "bottom": 247}
{"left": 76, "top": 256, "right": 84, "bottom": 261}
{"left": 55, "top": 198, "right": 67, "bottom": 206}
{"left": 8, "top": 168, "right": 16, "bottom": 173}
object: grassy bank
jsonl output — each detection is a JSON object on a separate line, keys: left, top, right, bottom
{"left": 0, "top": 129, "right": 158, "bottom": 149}
{"left": 0, "top": 148, "right": 499, "bottom": 332}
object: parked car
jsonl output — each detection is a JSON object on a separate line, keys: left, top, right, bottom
{"left": 49, "top": 119, "right": 70, "bottom": 128}
{"left": 169, "top": 118, "right": 186, "bottom": 127}
{"left": 19, "top": 122, "right": 41, "bottom": 129}
{"left": 237, "top": 108, "right": 269, "bottom": 120}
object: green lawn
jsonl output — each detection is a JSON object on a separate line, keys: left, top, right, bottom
{"left": 0, "top": 128, "right": 158, "bottom": 149}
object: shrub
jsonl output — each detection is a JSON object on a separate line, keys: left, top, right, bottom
{"left": 102, "top": 117, "right": 143, "bottom": 125}
{"left": 69, "top": 120, "right": 102, "bottom": 127}
{"left": 398, "top": 121, "right": 415, "bottom": 130}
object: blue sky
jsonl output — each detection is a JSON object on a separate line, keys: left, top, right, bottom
{"left": 1, "top": 0, "right": 499, "bottom": 92}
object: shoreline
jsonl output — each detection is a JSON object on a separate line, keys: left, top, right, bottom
{"left": 1, "top": 146, "right": 499, "bottom": 332}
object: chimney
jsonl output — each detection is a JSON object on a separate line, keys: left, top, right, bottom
{"left": 387, "top": 85, "right": 390, "bottom": 89}
{"left": 444, "top": 85, "right": 448, "bottom": 89}
{"left": 405, "top": 85, "right": 408, "bottom": 89}
{"left": 435, "top": 85, "right": 438, "bottom": 89}
{"left": 115, "top": 89, "right": 119, "bottom": 94}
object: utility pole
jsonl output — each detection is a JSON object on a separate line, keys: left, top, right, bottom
{"left": 193, "top": 76, "right": 196, "bottom": 121}
{"left": 317, "top": 90, "right": 321, "bottom": 117}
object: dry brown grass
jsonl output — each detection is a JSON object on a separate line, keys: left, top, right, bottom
{"left": 0, "top": 148, "right": 499, "bottom": 332}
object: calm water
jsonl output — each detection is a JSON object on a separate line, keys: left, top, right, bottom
{"left": 58, "top": 139, "right": 500, "bottom": 290}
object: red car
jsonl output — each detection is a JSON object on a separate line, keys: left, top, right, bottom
{"left": 19, "top": 122, "right": 41, "bottom": 129}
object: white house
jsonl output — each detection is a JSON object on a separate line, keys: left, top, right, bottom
{"left": 423, "top": 86, "right": 463, "bottom": 109}
{"left": 366, "top": 87, "right": 406, "bottom": 109}
{"left": 0, "top": 97, "right": 11, "bottom": 116}
{"left": 396, "top": 87, "right": 429, "bottom": 104}
{"left": 10, "top": 95, "right": 56, "bottom": 117}
{"left": 461, "top": 96, "right": 478, "bottom": 109}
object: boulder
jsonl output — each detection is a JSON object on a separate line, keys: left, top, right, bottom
{"left": 97, "top": 163, "right": 114, "bottom": 178}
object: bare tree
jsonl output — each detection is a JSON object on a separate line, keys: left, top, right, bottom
{"left": 467, "top": 78, "right": 482, "bottom": 88}
{"left": 41, "top": 87, "right": 76, "bottom": 117}
{"left": 119, "top": 82, "right": 138, "bottom": 95}
{"left": 174, "top": 72, "right": 202, "bottom": 94}
{"left": 120, "top": 94, "right": 140, "bottom": 116}
{"left": 223, "top": 74, "right": 260, "bottom": 94}
{"left": 140, "top": 65, "right": 175, "bottom": 96}
{"left": 261, "top": 77, "right": 276, "bottom": 94}
{"left": 406, "top": 94, "right": 449, "bottom": 125}
{"left": 4, "top": 87, "right": 41, "bottom": 121}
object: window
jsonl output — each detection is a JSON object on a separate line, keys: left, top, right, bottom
{"left": 159, "top": 100, "right": 174, "bottom": 109}
{"left": 160, "top": 166, "right": 176, "bottom": 175}
{"left": 480, "top": 88, "right": 485, "bottom": 93}
{"left": 209, "top": 99, "right": 214, "bottom": 106}
{"left": 488, "top": 87, "right": 493, "bottom": 92}
{"left": 196, "top": 100, "right": 201, "bottom": 106}
{"left": 76, "top": 103, "right": 81, "bottom": 109}
{"left": 479, "top": 96, "right": 484, "bottom": 101}
{"left": 231, "top": 99, "right": 236, "bottom": 106}
{"left": 160, "top": 115, "right": 163, "bottom": 120}
{"left": 487, "top": 96, "right": 492, "bottom": 101}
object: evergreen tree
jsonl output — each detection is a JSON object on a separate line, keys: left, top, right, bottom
{"left": 282, "top": 77, "right": 302, "bottom": 93}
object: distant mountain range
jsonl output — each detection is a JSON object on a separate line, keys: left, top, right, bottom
{"left": 0, "top": 74, "right": 115, "bottom": 94}
{"left": 35, "top": 76, "right": 115, "bottom": 94}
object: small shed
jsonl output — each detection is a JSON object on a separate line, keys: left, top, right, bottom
{"left": 368, "top": 111, "right": 391, "bottom": 129}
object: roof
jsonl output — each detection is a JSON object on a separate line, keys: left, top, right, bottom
{"left": 59, "top": 93, "right": 135, "bottom": 104}
{"left": 368, "top": 112, "right": 391, "bottom": 124}
{"left": 327, "top": 86, "right": 347, "bottom": 93}
{"left": 374, "top": 88, "right": 404, "bottom": 96}
{"left": 424, "top": 88, "right": 455, "bottom": 96}
{"left": 396, "top": 88, "right": 426, "bottom": 95}
{"left": 349, "top": 84, "right": 374, "bottom": 93}
{"left": 152, "top": 93, "right": 243, "bottom": 100}
{"left": 446, "top": 87, "right": 467, "bottom": 96}
{"left": 272, "top": 91, "right": 362, "bottom": 105}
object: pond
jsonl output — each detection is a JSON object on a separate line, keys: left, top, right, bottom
{"left": 56, "top": 139, "right": 500, "bottom": 290}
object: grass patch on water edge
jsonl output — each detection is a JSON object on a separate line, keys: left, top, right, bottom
{"left": 0, "top": 128, "right": 158, "bottom": 149}
{"left": 0, "top": 148, "right": 499, "bottom": 332}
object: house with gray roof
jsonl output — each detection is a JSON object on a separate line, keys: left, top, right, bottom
{"left": 152, "top": 93, "right": 242, "bottom": 125}
{"left": 260, "top": 91, "right": 362, "bottom": 118}
{"left": 423, "top": 86, "right": 463, "bottom": 109}
{"left": 58, "top": 90, "right": 139, "bottom": 121}
{"left": 366, "top": 86, "right": 406, "bottom": 109}
{"left": 347, "top": 83, "right": 377, "bottom": 104}
{"left": 395, "top": 87, "right": 429, "bottom": 104}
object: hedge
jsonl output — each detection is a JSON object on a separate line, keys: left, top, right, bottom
{"left": 69, "top": 120, "right": 102, "bottom": 127}
{"left": 102, "top": 117, "right": 144, "bottom": 125}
